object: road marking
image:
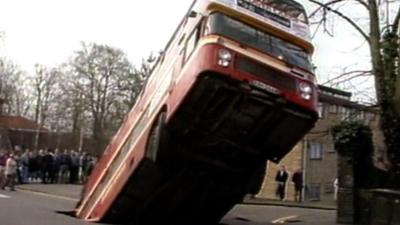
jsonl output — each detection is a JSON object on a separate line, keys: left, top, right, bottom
{"left": 0, "top": 194, "right": 11, "bottom": 198}
{"left": 272, "top": 215, "right": 299, "bottom": 224}
{"left": 17, "top": 188, "right": 78, "bottom": 202}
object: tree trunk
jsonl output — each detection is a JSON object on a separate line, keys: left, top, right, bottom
{"left": 364, "top": 0, "right": 400, "bottom": 188}
{"left": 92, "top": 118, "right": 106, "bottom": 154}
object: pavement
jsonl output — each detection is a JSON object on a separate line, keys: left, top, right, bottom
{"left": 242, "top": 196, "right": 336, "bottom": 210}
{"left": 15, "top": 183, "right": 337, "bottom": 210}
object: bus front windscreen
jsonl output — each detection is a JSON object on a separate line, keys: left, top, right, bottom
{"left": 207, "top": 13, "right": 312, "bottom": 72}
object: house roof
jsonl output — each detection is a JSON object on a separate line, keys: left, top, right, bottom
{"left": 317, "top": 85, "right": 370, "bottom": 109}
{"left": 318, "top": 85, "right": 352, "bottom": 98}
{"left": 0, "top": 116, "right": 48, "bottom": 131}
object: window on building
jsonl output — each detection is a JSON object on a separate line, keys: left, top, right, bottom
{"left": 329, "top": 104, "right": 338, "bottom": 114}
{"left": 307, "top": 183, "right": 321, "bottom": 200}
{"left": 339, "top": 106, "right": 349, "bottom": 121}
{"left": 309, "top": 142, "right": 323, "bottom": 159}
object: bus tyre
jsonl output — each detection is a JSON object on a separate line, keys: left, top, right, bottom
{"left": 145, "top": 112, "right": 168, "bottom": 163}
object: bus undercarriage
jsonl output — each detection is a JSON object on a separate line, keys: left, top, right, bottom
{"left": 91, "top": 73, "right": 317, "bottom": 225}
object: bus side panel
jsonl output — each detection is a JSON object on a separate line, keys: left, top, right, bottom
{"left": 77, "top": 88, "right": 162, "bottom": 220}
{"left": 88, "top": 128, "right": 150, "bottom": 221}
{"left": 78, "top": 57, "right": 169, "bottom": 215}
{"left": 80, "top": 103, "right": 146, "bottom": 209}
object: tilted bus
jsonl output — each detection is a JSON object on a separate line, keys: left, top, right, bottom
{"left": 75, "top": 0, "right": 318, "bottom": 224}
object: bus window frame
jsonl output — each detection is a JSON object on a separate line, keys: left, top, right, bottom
{"left": 183, "top": 18, "right": 205, "bottom": 65}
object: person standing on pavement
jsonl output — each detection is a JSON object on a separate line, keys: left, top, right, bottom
{"left": 0, "top": 150, "right": 8, "bottom": 186}
{"left": 13, "top": 150, "right": 23, "bottom": 184}
{"left": 41, "top": 149, "right": 54, "bottom": 184}
{"left": 275, "top": 165, "right": 288, "bottom": 201}
{"left": 59, "top": 149, "right": 71, "bottom": 184}
{"left": 333, "top": 178, "right": 338, "bottom": 200}
{"left": 84, "top": 155, "right": 96, "bottom": 181}
{"left": 2, "top": 153, "right": 18, "bottom": 191}
{"left": 50, "top": 149, "right": 60, "bottom": 184}
{"left": 20, "top": 149, "right": 30, "bottom": 184}
{"left": 292, "top": 168, "right": 303, "bottom": 202}
{"left": 79, "top": 152, "right": 90, "bottom": 183}
{"left": 69, "top": 150, "right": 80, "bottom": 184}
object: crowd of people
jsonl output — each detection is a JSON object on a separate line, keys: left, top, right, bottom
{"left": 0, "top": 148, "right": 97, "bottom": 191}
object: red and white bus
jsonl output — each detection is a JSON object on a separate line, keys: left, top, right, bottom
{"left": 75, "top": 0, "right": 318, "bottom": 224}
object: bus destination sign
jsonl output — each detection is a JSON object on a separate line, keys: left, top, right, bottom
{"left": 236, "top": 0, "right": 291, "bottom": 28}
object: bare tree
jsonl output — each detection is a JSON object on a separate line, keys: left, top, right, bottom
{"left": 70, "top": 42, "right": 141, "bottom": 151}
{"left": 309, "top": 0, "right": 400, "bottom": 186}
{"left": 117, "top": 55, "right": 154, "bottom": 114}
{"left": 31, "top": 64, "right": 59, "bottom": 125}
{"left": 0, "top": 58, "right": 29, "bottom": 116}
{"left": 28, "top": 64, "right": 60, "bottom": 149}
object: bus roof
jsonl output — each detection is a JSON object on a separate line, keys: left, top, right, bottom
{"left": 204, "top": 0, "right": 314, "bottom": 53}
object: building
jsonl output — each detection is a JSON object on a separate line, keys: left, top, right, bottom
{"left": 0, "top": 99, "right": 96, "bottom": 153}
{"left": 257, "top": 85, "right": 383, "bottom": 204}
{"left": 0, "top": 98, "right": 48, "bottom": 150}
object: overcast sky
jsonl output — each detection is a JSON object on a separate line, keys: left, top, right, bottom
{"left": 0, "top": 0, "right": 372, "bottom": 94}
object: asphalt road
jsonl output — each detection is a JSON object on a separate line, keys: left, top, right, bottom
{"left": 0, "top": 189, "right": 337, "bottom": 225}
{"left": 225, "top": 205, "right": 338, "bottom": 225}
{"left": 0, "top": 189, "right": 108, "bottom": 225}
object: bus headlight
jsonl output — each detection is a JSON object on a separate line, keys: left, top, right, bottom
{"left": 299, "top": 82, "right": 313, "bottom": 100}
{"left": 218, "top": 49, "right": 232, "bottom": 67}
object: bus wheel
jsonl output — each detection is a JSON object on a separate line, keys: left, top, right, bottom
{"left": 145, "top": 112, "right": 168, "bottom": 163}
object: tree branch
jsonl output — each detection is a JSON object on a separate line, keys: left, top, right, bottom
{"left": 308, "top": 0, "right": 370, "bottom": 43}
{"left": 309, "top": 0, "right": 370, "bottom": 18}
{"left": 354, "top": 0, "right": 370, "bottom": 10}
{"left": 392, "top": 7, "right": 400, "bottom": 34}
{"left": 322, "top": 70, "right": 373, "bottom": 86}
{"left": 309, "top": 0, "right": 345, "bottom": 18}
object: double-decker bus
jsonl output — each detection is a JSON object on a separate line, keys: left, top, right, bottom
{"left": 75, "top": 0, "right": 318, "bottom": 224}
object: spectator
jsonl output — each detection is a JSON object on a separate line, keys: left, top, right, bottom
{"left": 50, "top": 149, "right": 60, "bottom": 184}
{"left": 275, "top": 165, "right": 288, "bottom": 201}
{"left": 41, "top": 149, "right": 53, "bottom": 184}
{"left": 334, "top": 178, "right": 338, "bottom": 200}
{"left": 20, "top": 149, "right": 30, "bottom": 184}
{"left": 13, "top": 151, "right": 23, "bottom": 184}
{"left": 69, "top": 150, "right": 80, "bottom": 184}
{"left": 84, "top": 155, "right": 96, "bottom": 181}
{"left": 28, "top": 150, "right": 37, "bottom": 183}
{"left": 35, "top": 149, "right": 45, "bottom": 183}
{"left": 2, "top": 153, "right": 17, "bottom": 191}
{"left": 28, "top": 150, "right": 42, "bottom": 183}
{"left": 0, "top": 150, "right": 9, "bottom": 186}
{"left": 79, "top": 152, "right": 89, "bottom": 183}
{"left": 59, "top": 149, "right": 71, "bottom": 184}
{"left": 292, "top": 168, "right": 303, "bottom": 202}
